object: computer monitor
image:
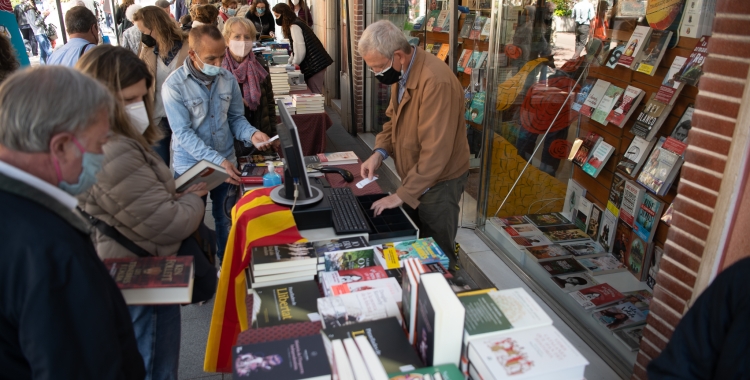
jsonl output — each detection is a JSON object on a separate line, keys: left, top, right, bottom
{"left": 269, "top": 99, "right": 323, "bottom": 206}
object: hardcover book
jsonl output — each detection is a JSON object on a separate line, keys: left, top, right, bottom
{"left": 617, "top": 25, "right": 652, "bottom": 69}
{"left": 104, "top": 256, "right": 194, "bottom": 305}
{"left": 635, "top": 30, "right": 673, "bottom": 76}
{"left": 591, "top": 85, "right": 625, "bottom": 125}
{"left": 598, "top": 209, "right": 618, "bottom": 253}
{"left": 251, "top": 280, "right": 321, "bottom": 328}
{"left": 232, "top": 335, "right": 331, "bottom": 379}
{"left": 592, "top": 302, "right": 647, "bottom": 331}
{"left": 568, "top": 283, "right": 625, "bottom": 309}
{"left": 586, "top": 204, "right": 603, "bottom": 240}
{"left": 674, "top": 36, "right": 710, "bottom": 86}
{"left": 634, "top": 193, "right": 664, "bottom": 242}
{"left": 525, "top": 244, "right": 573, "bottom": 262}
{"left": 606, "top": 85, "right": 645, "bottom": 128}
{"left": 317, "top": 288, "right": 402, "bottom": 329}
{"left": 550, "top": 272, "right": 599, "bottom": 293}
{"left": 579, "top": 80, "right": 612, "bottom": 118}
{"left": 174, "top": 160, "right": 229, "bottom": 192}
{"left": 582, "top": 140, "right": 616, "bottom": 178}
{"left": 617, "top": 136, "right": 657, "bottom": 175}
{"left": 619, "top": 181, "right": 647, "bottom": 227}
{"left": 607, "top": 172, "right": 628, "bottom": 217}
{"left": 540, "top": 258, "right": 588, "bottom": 276}
{"left": 577, "top": 254, "right": 628, "bottom": 275}
{"left": 322, "top": 317, "right": 424, "bottom": 374}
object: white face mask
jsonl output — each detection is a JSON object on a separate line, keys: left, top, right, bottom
{"left": 228, "top": 40, "right": 254, "bottom": 58}
{"left": 292, "top": 0, "right": 299, "bottom": 5}
{"left": 125, "top": 101, "right": 150, "bottom": 134}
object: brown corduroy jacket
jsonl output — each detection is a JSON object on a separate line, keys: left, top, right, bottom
{"left": 375, "top": 47, "right": 470, "bottom": 208}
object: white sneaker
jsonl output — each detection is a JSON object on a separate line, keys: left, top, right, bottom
{"left": 217, "top": 266, "right": 221, "bottom": 278}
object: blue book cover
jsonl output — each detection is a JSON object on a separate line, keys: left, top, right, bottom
{"left": 633, "top": 193, "right": 663, "bottom": 242}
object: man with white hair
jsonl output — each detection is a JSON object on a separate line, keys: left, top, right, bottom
{"left": 359, "top": 20, "right": 470, "bottom": 271}
{"left": 0, "top": 67, "right": 145, "bottom": 379}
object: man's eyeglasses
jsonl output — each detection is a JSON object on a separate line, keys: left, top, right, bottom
{"left": 369, "top": 57, "right": 394, "bottom": 76}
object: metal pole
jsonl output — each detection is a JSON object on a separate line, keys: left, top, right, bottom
{"left": 55, "top": 0, "right": 67, "bottom": 44}
{"left": 448, "top": 0, "right": 457, "bottom": 74}
{"left": 111, "top": 0, "right": 120, "bottom": 44}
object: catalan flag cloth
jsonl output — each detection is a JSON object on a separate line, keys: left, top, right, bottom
{"left": 203, "top": 187, "right": 306, "bottom": 372}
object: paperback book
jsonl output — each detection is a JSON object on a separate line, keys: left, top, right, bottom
{"left": 550, "top": 272, "right": 599, "bottom": 293}
{"left": 592, "top": 302, "right": 647, "bottom": 331}
{"left": 646, "top": 245, "right": 664, "bottom": 289}
{"left": 591, "top": 85, "right": 625, "bottom": 125}
{"left": 540, "top": 258, "right": 588, "bottom": 276}
{"left": 617, "top": 136, "right": 657, "bottom": 175}
{"left": 572, "top": 132, "right": 603, "bottom": 167}
{"left": 321, "top": 247, "right": 377, "bottom": 272}
{"left": 606, "top": 44, "right": 625, "bottom": 69}
{"left": 617, "top": 25, "right": 653, "bottom": 69}
{"left": 563, "top": 178, "right": 587, "bottom": 218}
{"left": 674, "top": 36, "right": 710, "bottom": 86}
{"left": 607, "top": 172, "right": 628, "bottom": 218}
{"left": 319, "top": 266, "right": 389, "bottom": 297}
{"left": 374, "top": 237, "right": 449, "bottom": 269}
{"left": 251, "top": 280, "right": 321, "bottom": 328}
{"left": 579, "top": 80, "right": 612, "bottom": 118}
{"left": 509, "top": 235, "right": 553, "bottom": 248}
{"left": 317, "top": 288, "right": 402, "bottom": 329}
{"left": 612, "top": 219, "right": 634, "bottom": 264}
{"left": 614, "top": 326, "right": 644, "bottom": 351}
{"left": 568, "top": 283, "right": 625, "bottom": 309}
{"left": 606, "top": 85, "right": 645, "bottom": 128}
{"left": 572, "top": 78, "right": 597, "bottom": 112}
{"left": 577, "top": 254, "right": 628, "bottom": 275}
{"left": 631, "top": 93, "right": 674, "bottom": 141}
{"left": 635, "top": 30, "right": 673, "bottom": 76}
{"left": 232, "top": 335, "right": 331, "bottom": 379}
{"left": 525, "top": 212, "right": 571, "bottom": 227}
{"left": 619, "top": 181, "right": 647, "bottom": 227}
{"left": 582, "top": 140, "right": 616, "bottom": 178}
{"left": 626, "top": 234, "right": 652, "bottom": 281}
{"left": 415, "top": 273, "right": 466, "bottom": 367}
{"left": 656, "top": 55, "right": 688, "bottom": 104}
{"left": 637, "top": 138, "right": 683, "bottom": 195}
{"left": 525, "top": 244, "right": 572, "bottom": 262}
{"left": 586, "top": 205, "right": 603, "bottom": 241}
{"left": 312, "top": 237, "right": 369, "bottom": 256}
{"left": 671, "top": 105, "right": 694, "bottom": 142}
{"left": 634, "top": 193, "right": 664, "bottom": 242}
{"left": 538, "top": 225, "right": 591, "bottom": 242}
{"left": 488, "top": 288, "right": 554, "bottom": 329}
{"left": 598, "top": 209, "right": 618, "bottom": 253}
{"left": 574, "top": 197, "right": 593, "bottom": 232}
{"left": 560, "top": 240, "right": 606, "bottom": 258}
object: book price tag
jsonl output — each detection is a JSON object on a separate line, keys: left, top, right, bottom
{"left": 383, "top": 247, "right": 401, "bottom": 269}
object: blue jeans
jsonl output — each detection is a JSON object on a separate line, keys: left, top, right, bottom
{"left": 35, "top": 34, "right": 52, "bottom": 65}
{"left": 203, "top": 182, "right": 235, "bottom": 264}
{"left": 128, "top": 305, "right": 181, "bottom": 380}
{"left": 154, "top": 117, "right": 172, "bottom": 165}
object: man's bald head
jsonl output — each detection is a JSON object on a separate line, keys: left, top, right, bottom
{"left": 188, "top": 25, "right": 226, "bottom": 69}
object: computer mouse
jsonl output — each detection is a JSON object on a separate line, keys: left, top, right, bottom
{"left": 318, "top": 166, "right": 355, "bottom": 183}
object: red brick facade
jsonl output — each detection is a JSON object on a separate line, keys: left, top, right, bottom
{"left": 632, "top": 2, "right": 750, "bottom": 378}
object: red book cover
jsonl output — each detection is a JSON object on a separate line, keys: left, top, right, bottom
{"left": 104, "top": 256, "right": 193, "bottom": 289}
{"left": 661, "top": 137, "right": 687, "bottom": 156}
{"left": 569, "top": 283, "right": 625, "bottom": 309}
{"left": 337, "top": 266, "right": 387, "bottom": 280}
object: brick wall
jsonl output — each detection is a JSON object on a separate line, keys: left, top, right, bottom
{"left": 632, "top": 2, "right": 750, "bottom": 379}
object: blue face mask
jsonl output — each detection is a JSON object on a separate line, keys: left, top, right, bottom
{"left": 195, "top": 54, "right": 222, "bottom": 76}
{"left": 54, "top": 137, "right": 104, "bottom": 195}
{"left": 256, "top": 7, "right": 265, "bottom": 14}
{"left": 226, "top": 8, "right": 237, "bottom": 15}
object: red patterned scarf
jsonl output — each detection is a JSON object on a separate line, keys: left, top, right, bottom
{"left": 221, "top": 49, "right": 268, "bottom": 111}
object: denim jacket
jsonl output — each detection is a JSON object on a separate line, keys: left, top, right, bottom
{"left": 163, "top": 65, "right": 258, "bottom": 175}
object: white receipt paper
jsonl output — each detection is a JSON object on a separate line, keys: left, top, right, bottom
{"left": 356, "top": 176, "right": 378, "bottom": 189}
{"left": 253, "top": 135, "right": 279, "bottom": 149}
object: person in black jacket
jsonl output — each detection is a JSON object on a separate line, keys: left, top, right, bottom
{"left": 647, "top": 256, "right": 750, "bottom": 379}
{"left": 272, "top": 3, "right": 332, "bottom": 94}
{"left": 245, "top": 0, "right": 274, "bottom": 38}
{"left": 14, "top": 1, "right": 37, "bottom": 56}
{"left": 0, "top": 67, "right": 145, "bottom": 379}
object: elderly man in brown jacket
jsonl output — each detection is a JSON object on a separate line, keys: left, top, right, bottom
{"left": 359, "top": 20, "right": 470, "bottom": 270}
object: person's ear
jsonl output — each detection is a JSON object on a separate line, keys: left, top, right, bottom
{"left": 49, "top": 133, "right": 74, "bottom": 163}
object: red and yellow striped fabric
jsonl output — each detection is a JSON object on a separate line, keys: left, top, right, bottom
{"left": 203, "top": 187, "right": 305, "bottom": 373}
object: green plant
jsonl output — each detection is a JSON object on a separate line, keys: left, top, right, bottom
{"left": 552, "top": 0, "right": 573, "bottom": 17}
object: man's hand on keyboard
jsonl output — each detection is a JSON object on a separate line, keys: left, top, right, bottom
{"left": 371, "top": 193, "right": 403, "bottom": 216}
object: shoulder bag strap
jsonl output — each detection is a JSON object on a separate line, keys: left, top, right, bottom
{"left": 78, "top": 208, "right": 153, "bottom": 258}
{"left": 79, "top": 43, "right": 95, "bottom": 58}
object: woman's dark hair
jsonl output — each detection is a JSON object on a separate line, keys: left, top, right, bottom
{"left": 287, "top": 0, "right": 310, "bottom": 24}
{"left": 75, "top": 45, "right": 162, "bottom": 148}
{"left": 0, "top": 34, "right": 20, "bottom": 85}
{"left": 272, "top": 3, "right": 297, "bottom": 40}
{"left": 248, "top": 0, "right": 269, "bottom": 15}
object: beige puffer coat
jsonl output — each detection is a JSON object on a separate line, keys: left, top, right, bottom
{"left": 78, "top": 136, "right": 205, "bottom": 259}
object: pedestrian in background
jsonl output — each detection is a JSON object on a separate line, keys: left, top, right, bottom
{"left": 571, "top": 0, "right": 594, "bottom": 58}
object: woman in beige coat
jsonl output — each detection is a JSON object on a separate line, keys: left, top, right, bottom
{"left": 76, "top": 45, "right": 206, "bottom": 380}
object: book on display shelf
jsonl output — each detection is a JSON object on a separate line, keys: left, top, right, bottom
{"left": 502, "top": 224, "right": 543, "bottom": 237}
{"left": 312, "top": 151, "right": 358, "bottom": 165}
{"left": 312, "top": 236, "right": 369, "bottom": 256}
{"left": 631, "top": 93, "right": 675, "bottom": 141}
{"left": 605, "top": 43, "right": 625, "bottom": 69}
{"left": 321, "top": 247, "right": 378, "bottom": 272}
{"left": 436, "top": 44, "right": 450, "bottom": 61}
{"left": 572, "top": 78, "right": 596, "bottom": 112}
{"left": 330, "top": 339, "right": 355, "bottom": 379}
{"left": 355, "top": 335, "right": 389, "bottom": 380}
{"left": 525, "top": 212, "right": 571, "bottom": 227}
{"left": 467, "top": 325, "right": 588, "bottom": 380}
{"left": 574, "top": 197, "right": 593, "bottom": 232}
{"left": 637, "top": 139, "right": 683, "bottom": 195}
{"left": 635, "top": 30, "right": 673, "bottom": 76}
{"left": 579, "top": 79, "right": 611, "bottom": 118}
{"left": 586, "top": 204, "right": 603, "bottom": 241}
{"left": 560, "top": 240, "right": 606, "bottom": 259}
{"left": 550, "top": 272, "right": 599, "bottom": 293}
{"left": 577, "top": 254, "right": 628, "bottom": 275}
{"left": 612, "top": 219, "right": 634, "bottom": 265}
{"left": 317, "top": 288, "right": 402, "bottom": 329}
{"left": 619, "top": 289, "right": 653, "bottom": 312}
{"left": 330, "top": 277, "right": 402, "bottom": 308}
{"left": 500, "top": 215, "right": 529, "bottom": 225}
{"left": 425, "top": 9, "right": 441, "bottom": 31}
{"left": 613, "top": 326, "right": 645, "bottom": 351}
{"left": 671, "top": 105, "right": 694, "bottom": 143}
{"left": 322, "top": 317, "right": 424, "bottom": 374}
{"left": 250, "top": 280, "right": 321, "bottom": 328}
{"left": 656, "top": 55, "right": 688, "bottom": 104}
{"left": 341, "top": 338, "right": 371, "bottom": 380}
{"left": 374, "top": 237, "right": 450, "bottom": 270}
{"left": 679, "top": 0, "right": 715, "bottom": 38}
{"left": 540, "top": 258, "right": 588, "bottom": 276}
{"left": 509, "top": 235, "right": 554, "bottom": 248}
{"left": 415, "top": 273, "right": 466, "bottom": 367}
{"left": 232, "top": 335, "right": 331, "bottom": 380}
{"left": 606, "top": 172, "right": 628, "bottom": 218}
{"left": 563, "top": 178, "right": 587, "bottom": 219}
{"left": 402, "top": 258, "right": 422, "bottom": 345}
{"left": 617, "top": 136, "right": 657, "bottom": 176}
{"left": 582, "top": 140, "right": 615, "bottom": 178}
{"left": 572, "top": 132, "right": 602, "bottom": 167}
{"left": 475, "top": 51, "right": 489, "bottom": 71}
{"left": 432, "top": 9, "right": 449, "bottom": 32}
{"left": 465, "top": 92, "right": 485, "bottom": 123}
{"left": 619, "top": 181, "right": 647, "bottom": 227}
{"left": 388, "top": 364, "right": 464, "bottom": 380}
{"left": 250, "top": 243, "right": 317, "bottom": 273}
{"left": 591, "top": 84, "right": 625, "bottom": 125}
{"left": 479, "top": 16, "right": 492, "bottom": 38}
{"left": 425, "top": 43, "right": 434, "bottom": 54}
{"left": 591, "top": 302, "right": 648, "bottom": 331}
{"left": 627, "top": 234, "right": 654, "bottom": 281}
{"left": 568, "top": 283, "right": 625, "bottom": 309}
{"left": 674, "top": 36, "right": 710, "bottom": 87}
{"left": 598, "top": 209, "right": 618, "bottom": 253}
{"left": 459, "top": 13, "right": 476, "bottom": 39}
{"left": 617, "top": 25, "right": 652, "bottom": 69}
{"left": 646, "top": 245, "right": 664, "bottom": 289}
{"left": 319, "top": 266, "right": 389, "bottom": 297}
{"left": 524, "top": 244, "right": 573, "bottom": 262}
{"left": 174, "top": 160, "right": 229, "bottom": 192}
{"left": 661, "top": 203, "right": 674, "bottom": 226}
{"left": 104, "top": 256, "right": 194, "bottom": 305}
{"left": 469, "top": 16, "right": 487, "bottom": 40}
{"left": 463, "top": 51, "right": 482, "bottom": 75}
{"left": 432, "top": 43, "right": 443, "bottom": 55}
{"left": 538, "top": 225, "right": 591, "bottom": 243}
{"left": 487, "top": 288, "right": 554, "bottom": 329}
{"left": 606, "top": 85, "right": 646, "bottom": 128}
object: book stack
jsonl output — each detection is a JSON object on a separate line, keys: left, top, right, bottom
{"left": 292, "top": 94, "right": 325, "bottom": 115}
{"left": 249, "top": 243, "right": 318, "bottom": 287}
{"left": 273, "top": 94, "right": 294, "bottom": 114}
{"left": 288, "top": 70, "right": 307, "bottom": 91}
{"left": 269, "top": 65, "right": 290, "bottom": 95}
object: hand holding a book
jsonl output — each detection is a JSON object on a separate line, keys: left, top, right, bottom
{"left": 361, "top": 153, "right": 383, "bottom": 181}
{"left": 221, "top": 160, "right": 242, "bottom": 185}
{"left": 176, "top": 182, "right": 209, "bottom": 198}
{"left": 371, "top": 193, "right": 403, "bottom": 216}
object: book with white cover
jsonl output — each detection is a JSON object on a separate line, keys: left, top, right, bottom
{"left": 617, "top": 25, "right": 652, "bottom": 69}
{"left": 415, "top": 273, "right": 466, "bottom": 367}
{"left": 617, "top": 136, "right": 657, "bottom": 175}
{"left": 579, "top": 80, "right": 611, "bottom": 118}
{"left": 563, "top": 179, "right": 587, "bottom": 221}
{"left": 488, "top": 288, "right": 553, "bottom": 330}
{"left": 343, "top": 338, "right": 372, "bottom": 380}
{"left": 329, "top": 277, "right": 402, "bottom": 308}
{"left": 174, "top": 160, "right": 229, "bottom": 192}
{"left": 331, "top": 339, "right": 356, "bottom": 380}
{"left": 468, "top": 325, "right": 588, "bottom": 380}
{"left": 619, "top": 181, "right": 647, "bottom": 227}
{"left": 354, "top": 335, "right": 389, "bottom": 380}
{"left": 317, "top": 288, "right": 402, "bottom": 329}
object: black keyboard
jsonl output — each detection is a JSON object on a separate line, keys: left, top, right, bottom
{"left": 328, "top": 188, "right": 371, "bottom": 234}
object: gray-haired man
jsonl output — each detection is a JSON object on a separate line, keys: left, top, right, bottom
{"left": 0, "top": 67, "right": 145, "bottom": 379}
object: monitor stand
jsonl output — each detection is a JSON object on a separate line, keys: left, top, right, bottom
{"left": 269, "top": 184, "right": 324, "bottom": 206}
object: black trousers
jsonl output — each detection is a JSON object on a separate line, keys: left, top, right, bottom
{"left": 20, "top": 26, "right": 37, "bottom": 56}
